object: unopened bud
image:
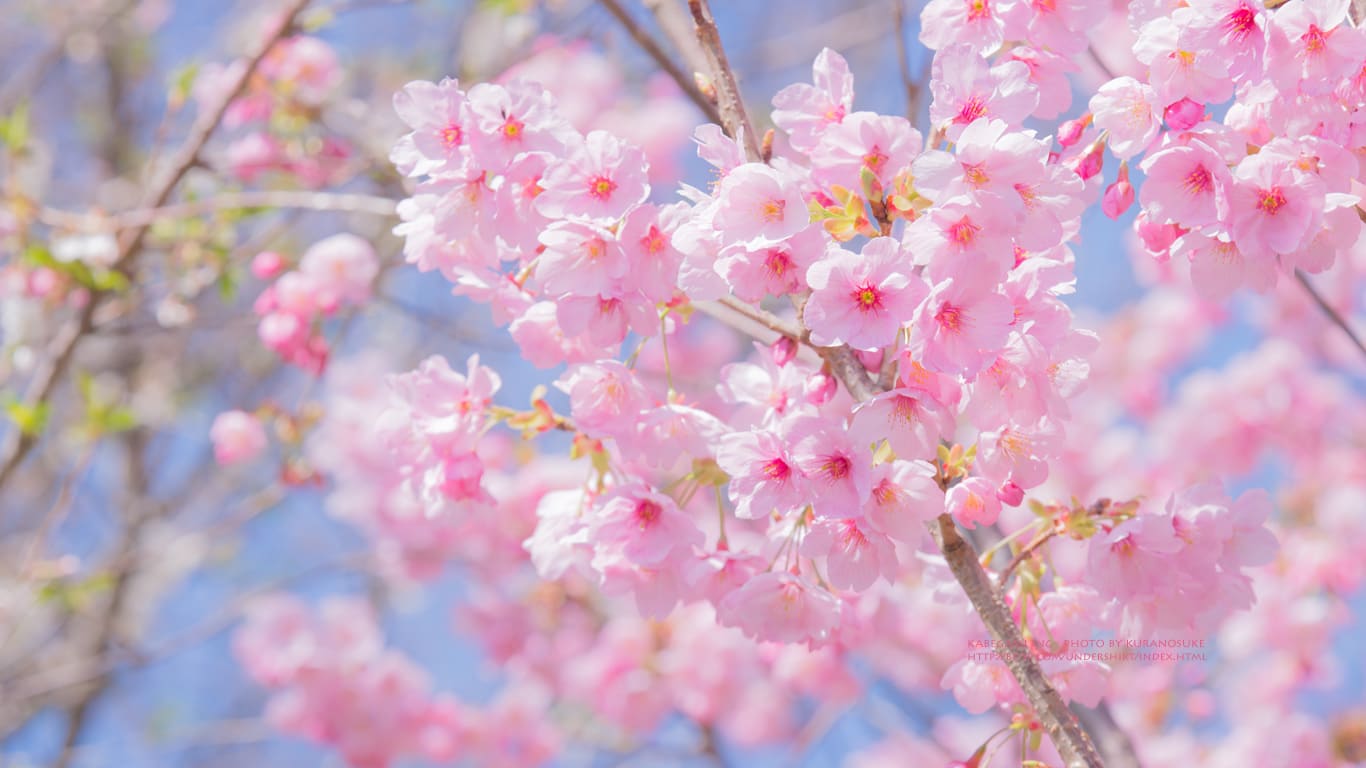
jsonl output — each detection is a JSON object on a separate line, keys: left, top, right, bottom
{"left": 770, "top": 335, "right": 797, "bottom": 367}
{"left": 1163, "top": 97, "right": 1204, "bottom": 130}
{"left": 997, "top": 480, "right": 1025, "bottom": 507}
{"left": 1102, "top": 161, "right": 1134, "bottom": 219}
{"left": 1057, "top": 113, "right": 1091, "bottom": 148}
{"left": 804, "top": 371, "right": 837, "bottom": 405}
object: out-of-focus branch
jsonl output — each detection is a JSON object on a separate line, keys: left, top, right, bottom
{"left": 1073, "top": 702, "right": 1142, "bottom": 768}
{"left": 0, "top": 0, "right": 315, "bottom": 501}
{"left": 642, "top": 0, "right": 709, "bottom": 75}
{"left": 39, "top": 190, "right": 398, "bottom": 233}
{"left": 1295, "top": 268, "right": 1366, "bottom": 363}
{"left": 891, "top": 0, "right": 922, "bottom": 121}
{"left": 598, "top": 0, "right": 723, "bottom": 126}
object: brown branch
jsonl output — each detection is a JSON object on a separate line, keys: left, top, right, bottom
{"left": 598, "top": 0, "right": 724, "bottom": 127}
{"left": 687, "top": 0, "right": 760, "bottom": 160}
{"left": 891, "top": 0, "right": 921, "bottom": 121}
{"left": 930, "top": 515, "right": 1104, "bottom": 768}
{"left": 0, "top": 0, "right": 315, "bottom": 501}
{"left": 999, "top": 530, "right": 1058, "bottom": 587}
{"left": 1073, "top": 702, "right": 1142, "bottom": 768}
{"left": 1295, "top": 268, "right": 1366, "bottom": 363}
{"left": 39, "top": 190, "right": 398, "bottom": 232}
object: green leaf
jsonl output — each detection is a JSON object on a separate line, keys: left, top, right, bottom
{"left": 0, "top": 102, "right": 30, "bottom": 150}
{"left": 2, "top": 396, "right": 49, "bottom": 437}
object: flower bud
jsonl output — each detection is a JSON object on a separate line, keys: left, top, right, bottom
{"left": 770, "top": 335, "right": 798, "bottom": 367}
{"left": 804, "top": 371, "right": 837, "bottom": 405}
{"left": 997, "top": 480, "right": 1025, "bottom": 507}
{"left": 252, "top": 250, "right": 286, "bottom": 280}
{"left": 1102, "top": 162, "right": 1134, "bottom": 219}
{"left": 1163, "top": 98, "right": 1204, "bottom": 130}
{"left": 1057, "top": 113, "right": 1091, "bottom": 148}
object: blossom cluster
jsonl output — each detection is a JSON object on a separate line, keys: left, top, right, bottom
{"left": 251, "top": 233, "right": 378, "bottom": 373}
{"left": 195, "top": 34, "right": 351, "bottom": 186}
{"left": 1083, "top": 0, "right": 1366, "bottom": 299}
{"left": 233, "top": 594, "right": 557, "bottom": 768}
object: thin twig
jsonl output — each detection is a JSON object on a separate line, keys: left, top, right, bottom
{"left": 39, "top": 190, "right": 397, "bottom": 233}
{"left": 598, "top": 0, "right": 723, "bottom": 126}
{"left": 1295, "top": 268, "right": 1366, "bottom": 363}
{"left": 891, "top": 0, "right": 920, "bottom": 121}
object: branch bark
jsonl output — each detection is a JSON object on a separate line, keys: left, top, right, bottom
{"left": 598, "top": 0, "right": 723, "bottom": 126}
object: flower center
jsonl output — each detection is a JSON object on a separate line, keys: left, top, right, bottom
{"left": 762, "top": 458, "right": 791, "bottom": 480}
{"left": 851, "top": 282, "right": 883, "bottom": 312}
{"left": 968, "top": 0, "right": 990, "bottom": 21}
{"left": 635, "top": 499, "right": 662, "bottom": 528}
{"left": 440, "top": 124, "right": 463, "bottom": 149}
{"left": 963, "top": 162, "right": 990, "bottom": 187}
{"left": 1257, "top": 187, "right": 1288, "bottom": 215}
{"left": 948, "top": 216, "right": 980, "bottom": 248}
{"left": 1174, "top": 49, "right": 1196, "bottom": 67}
{"left": 820, "top": 454, "right": 851, "bottom": 480}
{"left": 955, "top": 94, "right": 988, "bottom": 125}
{"left": 863, "top": 148, "right": 889, "bottom": 170}
{"left": 761, "top": 199, "right": 786, "bottom": 223}
{"left": 1224, "top": 6, "right": 1257, "bottom": 40}
{"left": 642, "top": 226, "right": 667, "bottom": 255}
{"left": 935, "top": 302, "right": 965, "bottom": 333}
{"left": 764, "top": 248, "right": 794, "bottom": 278}
{"left": 1303, "top": 25, "right": 1328, "bottom": 55}
{"left": 839, "top": 519, "right": 870, "bottom": 548}
{"left": 1183, "top": 166, "right": 1213, "bottom": 195}
{"left": 588, "top": 175, "right": 617, "bottom": 200}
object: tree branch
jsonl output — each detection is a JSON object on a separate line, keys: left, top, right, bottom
{"left": 929, "top": 516, "right": 1104, "bottom": 768}
{"left": 687, "top": 0, "right": 760, "bottom": 160}
{"left": 39, "top": 190, "right": 398, "bottom": 232}
{"left": 1294, "top": 268, "right": 1366, "bottom": 364}
{"left": 0, "top": 0, "right": 315, "bottom": 501}
{"left": 598, "top": 0, "right": 723, "bottom": 126}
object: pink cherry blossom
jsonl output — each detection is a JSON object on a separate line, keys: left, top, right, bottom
{"left": 800, "top": 516, "right": 899, "bottom": 590}
{"left": 804, "top": 237, "right": 928, "bottom": 350}
{"left": 771, "top": 48, "right": 854, "bottom": 153}
{"left": 535, "top": 130, "right": 649, "bottom": 222}
{"left": 911, "top": 273, "right": 1015, "bottom": 376}
{"left": 712, "top": 163, "right": 810, "bottom": 245}
{"left": 210, "top": 409, "right": 267, "bottom": 465}
{"left": 715, "top": 429, "right": 808, "bottom": 520}
{"left": 1089, "top": 76, "right": 1162, "bottom": 160}
{"left": 716, "top": 570, "right": 842, "bottom": 645}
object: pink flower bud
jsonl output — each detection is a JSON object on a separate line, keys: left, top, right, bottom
{"left": 1163, "top": 98, "right": 1204, "bottom": 130}
{"left": 996, "top": 480, "right": 1025, "bottom": 507}
{"left": 210, "top": 410, "right": 268, "bottom": 465}
{"left": 251, "top": 251, "right": 286, "bottom": 280}
{"left": 804, "top": 371, "right": 838, "bottom": 406}
{"left": 1134, "top": 211, "right": 1184, "bottom": 260}
{"left": 1072, "top": 143, "right": 1104, "bottom": 180}
{"left": 1057, "top": 113, "right": 1091, "bottom": 148}
{"left": 1102, "top": 162, "right": 1134, "bottom": 219}
{"left": 770, "top": 335, "right": 798, "bottom": 367}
